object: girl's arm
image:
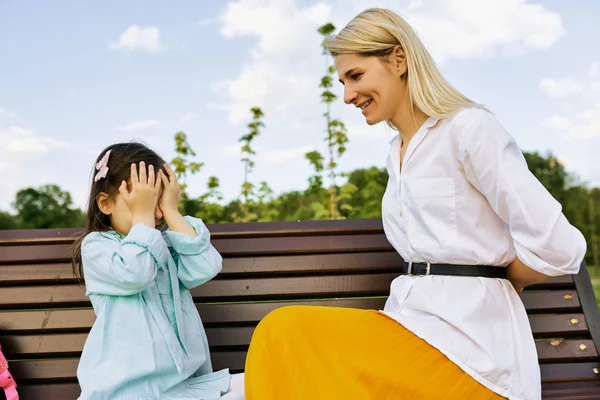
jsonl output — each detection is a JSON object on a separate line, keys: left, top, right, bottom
{"left": 82, "top": 224, "right": 169, "bottom": 296}
{"left": 457, "top": 109, "right": 587, "bottom": 291}
{"left": 158, "top": 163, "right": 223, "bottom": 289}
{"left": 163, "top": 215, "right": 223, "bottom": 289}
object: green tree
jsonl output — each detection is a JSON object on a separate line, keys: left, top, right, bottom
{"left": 171, "top": 131, "right": 205, "bottom": 214}
{"left": 340, "top": 167, "right": 388, "bottom": 219}
{"left": 523, "top": 151, "right": 570, "bottom": 204}
{"left": 170, "top": 131, "right": 224, "bottom": 221}
{"left": 239, "top": 107, "right": 265, "bottom": 222}
{"left": 523, "top": 151, "right": 599, "bottom": 268}
{"left": 0, "top": 211, "right": 20, "bottom": 230}
{"left": 256, "top": 181, "right": 280, "bottom": 222}
{"left": 306, "top": 22, "right": 349, "bottom": 219}
{"left": 195, "top": 177, "right": 225, "bottom": 224}
{"left": 13, "top": 184, "right": 85, "bottom": 229}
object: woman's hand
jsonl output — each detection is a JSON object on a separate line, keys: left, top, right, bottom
{"left": 506, "top": 257, "right": 551, "bottom": 294}
{"left": 119, "top": 161, "right": 161, "bottom": 228}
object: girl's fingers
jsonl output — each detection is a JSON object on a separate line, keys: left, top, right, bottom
{"left": 148, "top": 164, "right": 155, "bottom": 186}
{"left": 155, "top": 170, "right": 163, "bottom": 191}
{"left": 159, "top": 169, "right": 169, "bottom": 187}
{"left": 139, "top": 161, "right": 147, "bottom": 184}
{"left": 130, "top": 163, "right": 138, "bottom": 186}
{"left": 164, "top": 163, "right": 176, "bottom": 184}
{"left": 118, "top": 180, "right": 129, "bottom": 201}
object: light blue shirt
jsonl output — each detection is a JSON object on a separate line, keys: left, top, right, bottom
{"left": 77, "top": 216, "right": 230, "bottom": 400}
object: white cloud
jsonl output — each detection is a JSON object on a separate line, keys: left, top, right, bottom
{"left": 0, "top": 126, "right": 74, "bottom": 211}
{"left": 405, "top": 0, "right": 565, "bottom": 62}
{"left": 220, "top": 142, "right": 243, "bottom": 157}
{"left": 541, "top": 115, "right": 571, "bottom": 131}
{"left": 179, "top": 112, "right": 197, "bottom": 122}
{"left": 541, "top": 62, "right": 600, "bottom": 140}
{"left": 539, "top": 78, "right": 583, "bottom": 99}
{"left": 0, "top": 125, "right": 71, "bottom": 154}
{"left": 262, "top": 145, "right": 314, "bottom": 164}
{"left": 109, "top": 25, "right": 162, "bottom": 53}
{"left": 541, "top": 108, "right": 600, "bottom": 139}
{"left": 0, "top": 107, "right": 17, "bottom": 119}
{"left": 346, "top": 123, "right": 394, "bottom": 141}
{"left": 216, "top": 0, "right": 566, "bottom": 128}
{"left": 218, "top": 61, "right": 319, "bottom": 124}
{"left": 590, "top": 61, "right": 599, "bottom": 79}
{"left": 220, "top": 1, "right": 330, "bottom": 56}
{"left": 557, "top": 155, "right": 570, "bottom": 167}
{"left": 116, "top": 120, "right": 159, "bottom": 132}
{"left": 199, "top": 17, "right": 215, "bottom": 27}
{"left": 570, "top": 109, "right": 600, "bottom": 139}
{"left": 217, "top": 0, "right": 330, "bottom": 125}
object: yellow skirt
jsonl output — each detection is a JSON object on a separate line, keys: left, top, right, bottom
{"left": 244, "top": 306, "right": 506, "bottom": 400}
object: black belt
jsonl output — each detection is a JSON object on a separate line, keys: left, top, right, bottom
{"left": 402, "top": 261, "right": 507, "bottom": 279}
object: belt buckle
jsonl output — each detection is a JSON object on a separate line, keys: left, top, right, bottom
{"left": 407, "top": 261, "right": 431, "bottom": 277}
{"left": 424, "top": 261, "right": 431, "bottom": 276}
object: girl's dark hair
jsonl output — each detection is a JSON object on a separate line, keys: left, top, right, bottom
{"left": 72, "top": 142, "right": 166, "bottom": 284}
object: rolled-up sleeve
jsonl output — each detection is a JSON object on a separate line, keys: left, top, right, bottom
{"left": 163, "top": 216, "right": 223, "bottom": 289}
{"left": 82, "top": 224, "right": 170, "bottom": 295}
{"left": 458, "top": 109, "right": 587, "bottom": 276}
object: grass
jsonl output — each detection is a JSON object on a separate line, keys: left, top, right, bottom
{"left": 587, "top": 266, "right": 600, "bottom": 309}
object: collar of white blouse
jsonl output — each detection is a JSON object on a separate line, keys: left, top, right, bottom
{"left": 389, "top": 116, "right": 440, "bottom": 180}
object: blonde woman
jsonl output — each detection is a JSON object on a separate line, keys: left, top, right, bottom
{"left": 243, "top": 8, "right": 586, "bottom": 400}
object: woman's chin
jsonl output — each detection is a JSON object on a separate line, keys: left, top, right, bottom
{"left": 364, "top": 114, "right": 382, "bottom": 125}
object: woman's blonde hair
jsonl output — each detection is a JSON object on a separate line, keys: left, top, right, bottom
{"left": 324, "top": 8, "right": 483, "bottom": 125}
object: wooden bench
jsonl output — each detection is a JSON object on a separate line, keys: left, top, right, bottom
{"left": 1, "top": 218, "right": 600, "bottom": 399}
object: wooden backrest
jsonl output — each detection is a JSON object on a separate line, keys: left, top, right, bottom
{"left": 1, "top": 219, "right": 600, "bottom": 399}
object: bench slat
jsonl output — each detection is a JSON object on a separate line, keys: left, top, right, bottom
{"left": 0, "top": 234, "right": 395, "bottom": 264}
{"left": 2, "top": 329, "right": 597, "bottom": 363}
{"left": 14, "top": 383, "right": 81, "bottom": 400}
{"left": 0, "top": 274, "right": 396, "bottom": 307}
{"left": 0, "top": 252, "right": 405, "bottom": 283}
{"left": 529, "top": 314, "right": 590, "bottom": 337}
{"left": 0, "top": 308, "right": 96, "bottom": 330}
{"left": 0, "top": 219, "right": 386, "bottom": 242}
{"left": 14, "top": 381, "right": 600, "bottom": 400}
{"left": 0, "top": 260, "right": 576, "bottom": 288}
{"left": 541, "top": 362, "right": 600, "bottom": 382}
{"left": 0, "top": 281, "right": 582, "bottom": 312}
{"left": 9, "top": 356, "right": 600, "bottom": 382}
{"left": 0, "top": 308, "right": 588, "bottom": 335}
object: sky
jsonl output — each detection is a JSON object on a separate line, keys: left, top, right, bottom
{"left": 0, "top": 0, "right": 599, "bottom": 212}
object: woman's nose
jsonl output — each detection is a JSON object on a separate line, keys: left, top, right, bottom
{"left": 344, "top": 86, "right": 357, "bottom": 105}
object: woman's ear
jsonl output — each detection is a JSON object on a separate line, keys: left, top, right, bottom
{"left": 96, "top": 192, "right": 113, "bottom": 216}
{"left": 389, "top": 45, "right": 407, "bottom": 77}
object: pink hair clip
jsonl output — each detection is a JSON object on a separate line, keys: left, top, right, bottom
{"left": 94, "top": 150, "right": 111, "bottom": 182}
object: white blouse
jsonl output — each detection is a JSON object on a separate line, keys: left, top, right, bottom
{"left": 380, "top": 107, "right": 587, "bottom": 400}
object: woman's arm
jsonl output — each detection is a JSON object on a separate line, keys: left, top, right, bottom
{"left": 506, "top": 257, "right": 551, "bottom": 292}
{"left": 457, "top": 109, "right": 586, "bottom": 289}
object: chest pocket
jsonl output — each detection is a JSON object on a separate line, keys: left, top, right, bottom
{"left": 405, "top": 177, "right": 457, "bottom": 250}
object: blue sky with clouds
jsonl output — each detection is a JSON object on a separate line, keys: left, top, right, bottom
{"left": 0, "top": 0, "right": 598, "bottom": 212}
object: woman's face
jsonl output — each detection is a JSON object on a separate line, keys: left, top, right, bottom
{"left": 334, "top": 48, "right": 407, "bottom": 126}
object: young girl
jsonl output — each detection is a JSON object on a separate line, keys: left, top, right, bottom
{"left": 72, "top": 142, "right": 244, "bottom": 400}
